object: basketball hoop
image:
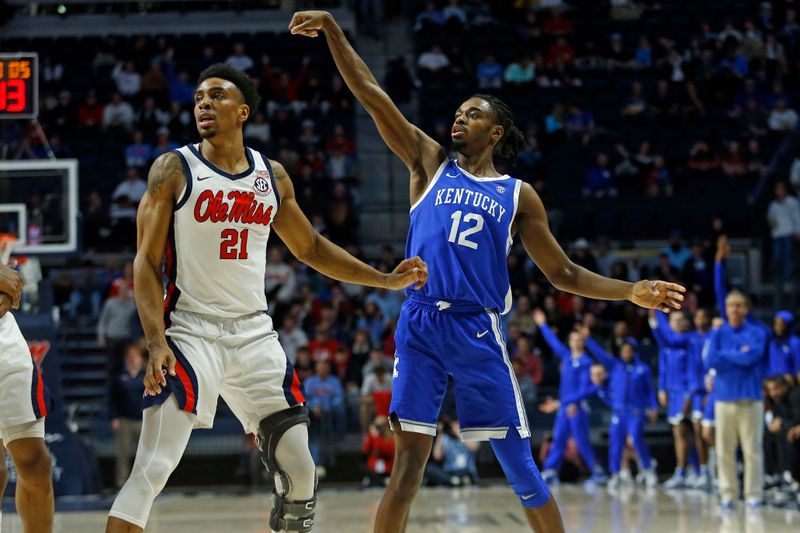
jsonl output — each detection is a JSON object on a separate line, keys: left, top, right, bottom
{"left": 0, "top": 233, "right": 17, "bottom": 265}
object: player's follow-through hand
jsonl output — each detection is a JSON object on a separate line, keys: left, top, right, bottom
{"left": 288, "top": 10, "right": 330, "bottom": 38}
{"left": 144, "top": 343, "right": 177, "bottom": 396}
{"left": 386, "top": 256, "right": 429, "bottom": 291}
{"left": 630, "top": 280, "right": 686, "bottom": 313}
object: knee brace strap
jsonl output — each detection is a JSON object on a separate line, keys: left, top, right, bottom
{"left": 269, "top": 494, "right": 316, "bottom": 532}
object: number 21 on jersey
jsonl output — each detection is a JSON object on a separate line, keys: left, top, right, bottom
{"left": 220, "top": 228, "right": 249, "bottom": 259}
{"left": 448, "top": 210, "right": 484, "bottom": 250}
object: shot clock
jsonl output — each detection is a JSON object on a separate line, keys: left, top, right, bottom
{"left": 0, "top": 53, "right": 38, "bottom": 119}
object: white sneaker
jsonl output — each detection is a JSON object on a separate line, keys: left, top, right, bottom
{"left": 619, "top": 469, "right": 632, "bottom": 483}
{"left": 643, "top": 467, "right": 658, "bottom": 489}
{"left": 664, "top": 470, "right": 686, "bottom": 490}
{"left": 542, "top": 469, "right": 559, "bottom": 485}
{"left": 608, "top": 474, "right": 621, "bottom": 490}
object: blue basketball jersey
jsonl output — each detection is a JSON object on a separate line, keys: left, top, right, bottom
{"left": 405, "top": 158, "right": 521, "bottom": 314}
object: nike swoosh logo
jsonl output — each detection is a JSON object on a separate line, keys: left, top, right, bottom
{"left": 521, "top": 493, "right": 538, "bottom": 500}
{"left": 197, "top": 175, "right": 214, "bottom": 181}
{"left": 477, "top": 330, "right": 489, "bottom": 338}
{"left": 446, "top": 172, "right": 460, "bottom": 178}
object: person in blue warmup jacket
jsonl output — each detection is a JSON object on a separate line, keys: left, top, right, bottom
{"left": 534, "top": 309, "right": 606, "bottom": 485}
{"left": 649, "top": 309, "right": 695, "bottom": 488}
{"left": 703, "top": 289, "right": 769, "bottom": 509}
{"left": 580, "top": 331, "right": 659, "bottom": 489}
{"left": 685, "top": 308, "right": 714, "bottom": 489}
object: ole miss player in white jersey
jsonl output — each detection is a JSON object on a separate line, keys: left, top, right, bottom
{"left": 0, "top": 263, "right": 54, "bottom": 532}
{"left": 105, "top": 64, "right": 428, "bottom": 533}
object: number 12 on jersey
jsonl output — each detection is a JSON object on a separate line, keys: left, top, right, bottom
{"left": 220, "top": 228, "right": 249, "bottom": 259}
{"left": 448, "top": 210, "right": 484, "bottom": 250}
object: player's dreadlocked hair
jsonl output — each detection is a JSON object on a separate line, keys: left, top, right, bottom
{"left": 198, "top": 64, "right": 261, "bottom": 117}
{"left": 472, "top": 94, "right": 525, "bottom": 161}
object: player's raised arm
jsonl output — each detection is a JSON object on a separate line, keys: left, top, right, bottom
{"left": 134, "top": 152, "right": 183, "bottom": 395}
{"left": 515, "top": 183, "right": 685, "bottom": 312}
{"left": 289, "top": 11, "right": 445, "bottom": 180}
{"left": 270, "top": 161, "right": 428, "bottom": 290}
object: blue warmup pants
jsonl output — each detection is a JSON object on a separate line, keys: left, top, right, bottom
{"left": 543, "top": 407, "right": 596, "bottom": 471}
{"left": 608, "top": 410, "right": 652, "bottom": 473}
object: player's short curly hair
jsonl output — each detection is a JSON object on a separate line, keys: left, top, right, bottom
{"left": 197, "top": 63, "right": 261, "bottom": 114}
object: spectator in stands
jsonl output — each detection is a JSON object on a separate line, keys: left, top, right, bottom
{"left": 277, "top": 316, "right": 308, "bottom": 366}
{"left": 356, "top": 301, "right": 385, "bottom": 347}
{"left": 509, "top": 295, "right": 537, "bottom": 337}
{"left": 305, "top": 359, "right": 346, "bottom": 473}
{"left": 140, "top": 62, "right": 169, "bottom": 102}
{"left": 70, "top": 263, "right": 104, "bottom": 319}
{"left": 607, "top": 33, "right": 632, "bottom": 69}
{"left": 97, "top": 282, "right": 137, "bottom": 374}
{"left": 265, "top": 247, "right": 296, "bottom": 310}
{"left": 349, "top": 329, "right": 372, "bottom": 377}
{"left": 362, "top": 415, "right": 395, "bottom": 487}
{"left": 645, "top": 155, "right": 672, "bottom": 197}
{"left": 384, "top": 56, "right": 415, "bottom": 118}
{"left": 621, "top": 81, "right": 647, "bottom": 117}
{"left": 153, "top": 127, "right": 180, "bottom": 156}
{"left": 513, "top": 357, "right": 538, "bottom": 416}
{"left": 515, "top": 337, "right": 543, "bottom": 385}
{"left": 309, "top": 325, "right": 343, "bottom": 364}
{"left": 112, "top": 167, "right": 147, "bottom": 205}
{"left": 109, "top": 343, "right": 146, "bottom": 489}
{"left": 324, "top": 124, "right": 356, "bottom": 156}
{"left": 683, "top": 242, "right": 712, "bottom": 300}
{"left": 136, "top": 97, "right": 168, "bottom": 141}
{"left": 417, "top": 44, "right": 450, "bottom": 73}
{"left": 545, "top": 102, "right": 565, "bottom": 135}
{"left": 360, "top": 361, "right": 392, "bottom": 432}
{"left": 767, "top": 181, "right": 800, "bottom": 301}
{"left": 768, "top": 99, "right": 799, "bottom": 134}
{"left": 546, "top": 37, "right": 575, "bottom": 67}
{"left": 650, "top": 80, "right": 679, "bottom": 127}
{"left": 111, "top": 61, "right": 141, "bottom": 98}
{"left": 634, "top": 36, "right": 653, "bottom": 68}
{"left": 243, "top": 111, "right": 270, "bottom": 149}
{"left": 365, "top": 286, "right": 402, "bottom": 324}
{"left": 721, "top": 140, "right": 748, "bottom": 179}
{"left": 295, "top": 346, "right": 314, "bottom": 382}
{"left": 686, "top": 139, "right": 721, "bottom": 178}
{"left": 425, "top": 419, "right": 479, "bottom": 486}
{"left": 103, "top": 92, "right": 135, "bottom": 132}
{"left": 476, "top": 54, "right": 503, "bottom": 89}
{"left": 570, "top": 239, "right": 598, "bottom": 272}
{"left": 660, "top": 231, "right": 691, "bottom": 271}
{"left": 125, "top": 130, "right": 153, "bottom": 169}
{"left": 594, "top": 238, "right": 618, "bottom": 278}
{"left": 415, "top": 2, "right": 444, "bottom": 30}
{"left": 362, "top": 348, "right": 393, "bottom": 380}
{"left": 543, "top": 6, "right": 573, "bottom": 36}
{"left": 504, "top": 55, "right": 535, "bottom": 87}
{"left": 705, "top": 290, "right": 768, "bottom": 509}
{"left": 442, "top": 0, "right": 467, "bottom": 26}
{"left": 584, "top": 152, "right": 617, "bottom": 198}
{"left": 84, "top": 191, "right": 112, "bottom": 251}
{"left": 225, "top": 42, "right": 254, "bottom": 72}
{"left": 564, "top": 103, "right": 595, "bottom": 145}
{"left": 746, "top": 138, "right": 768, "bottom": 179}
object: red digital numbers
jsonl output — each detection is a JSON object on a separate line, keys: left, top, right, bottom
{"left": 219, "top": 228, "right": 249, "bottom": 259}
{"left": 0, "top": 80, "right": 26, "bottom": 113}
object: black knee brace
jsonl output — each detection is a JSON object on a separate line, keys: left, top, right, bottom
{"left": 256, "top": 406, "right": 315, "bottom": 532}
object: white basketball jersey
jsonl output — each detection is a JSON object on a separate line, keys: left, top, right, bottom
{"left": 166, "top": 143, "right": 279, "bottom": 322}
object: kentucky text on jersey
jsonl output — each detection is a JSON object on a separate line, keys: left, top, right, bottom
{"left": 434, "top": 187, "right": 508, "bottom": 223}
{"left": 194, "top": 190, "right": 274, "bottom": 225}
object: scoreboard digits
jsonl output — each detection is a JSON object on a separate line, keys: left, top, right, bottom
{"left": 0, "top": 53, "right": 38, "bottom": 119}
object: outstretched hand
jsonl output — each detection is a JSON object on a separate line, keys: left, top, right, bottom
{"left": 715, "top": 234, "right": 731, "bottom": 262}
{"left": 289, "top": 11, "right": 331, "bottom": 38}
{"left": 532, "top": 308, "right": 546, "bottom": 326}
{"left": 630, "top": 280, "right": 685, "bottom": 312}
{"left": 385, "top": 256, "right": 429, "bottom": 291}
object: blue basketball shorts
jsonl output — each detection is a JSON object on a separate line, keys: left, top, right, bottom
{"left": 390, "top": 295, "right": 530, "bottom": 441}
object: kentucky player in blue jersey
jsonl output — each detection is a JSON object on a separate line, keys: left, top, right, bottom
{"left": 291, "top": 11, "right": 685, "bottom": 533}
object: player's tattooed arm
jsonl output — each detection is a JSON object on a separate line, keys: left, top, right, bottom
{"left": 271, "top": 161, "right": 428, "bottom": 291}
{"left": 135, "top": 152, "right": 182, "bottom": 394}
{"left": 515, "top": 183, "right": 685, "bottom": 312}
{"left": 289, "top": 11, "right": 445, "bottom": 193}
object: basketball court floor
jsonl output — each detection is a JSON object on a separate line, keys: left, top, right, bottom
{"left": 3, "top": 484, "right": 800, "bottom": 532}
